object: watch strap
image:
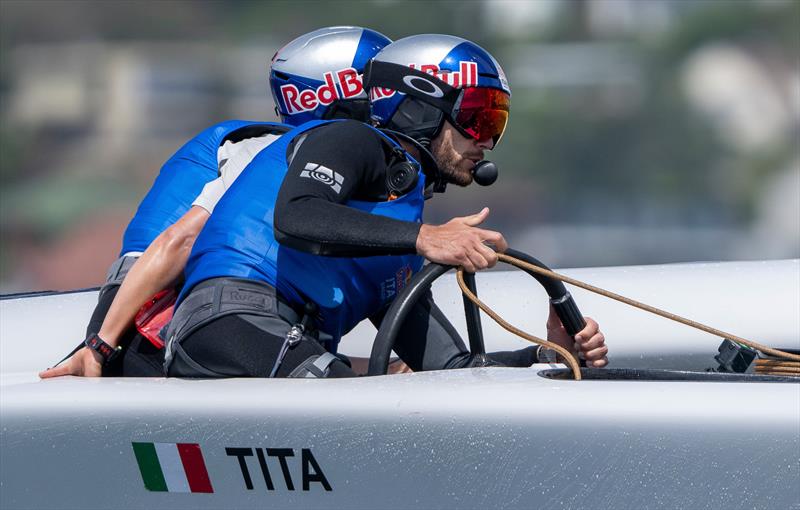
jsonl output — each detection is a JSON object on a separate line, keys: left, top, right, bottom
{"left": 85, "top": 333, "right": 121, "bottom": 365}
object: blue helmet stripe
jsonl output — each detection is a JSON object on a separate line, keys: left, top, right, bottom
{"left": 440, "top": 41, "right": 508, "bottom": 93}
{"left": 352, "top": 29, "right": 390, "bottom": 70}
{"left": 442, "top": 42, "right": 498, "bottom": 74}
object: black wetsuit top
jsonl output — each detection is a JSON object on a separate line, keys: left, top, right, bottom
{"left": 275, "top": 119, "right": 423, "bottom": 256}
{"left": 274, "top": 121, "right": 538, "bottom": 371}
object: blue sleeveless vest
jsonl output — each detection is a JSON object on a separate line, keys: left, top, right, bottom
{"left": 182, "top": 120, "right": 425, "bottom": 346}
{"left": 120, "top": 120, "right": 287, "bottom": 255}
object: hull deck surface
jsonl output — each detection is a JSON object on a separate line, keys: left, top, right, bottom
{"left": 2, "top": 260, "right": 798, "bottom": 509}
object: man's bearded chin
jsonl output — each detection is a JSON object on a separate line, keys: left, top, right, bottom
{"left": 434, "top": 146, "right": 474, "bottom": 187}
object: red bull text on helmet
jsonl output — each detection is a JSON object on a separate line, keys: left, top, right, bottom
{"left": 369, "top": 61, "right": 479, "bottom": 101}
{"left": 280, "top": 68, "right": 366, "bottom": 115}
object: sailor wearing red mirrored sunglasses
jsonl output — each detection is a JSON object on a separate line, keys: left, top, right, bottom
{"left": 364, "top": 34, "right": 607, "bottom": 371}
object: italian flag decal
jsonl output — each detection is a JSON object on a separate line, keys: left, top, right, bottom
{"left": 132, "top": 442, "right": 214, "bottom": 493}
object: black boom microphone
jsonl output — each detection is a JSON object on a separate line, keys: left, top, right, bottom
{"left": 472, "top": 160, "right": 498, "bottom": 186}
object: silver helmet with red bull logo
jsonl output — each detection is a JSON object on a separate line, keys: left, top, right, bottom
{"left": 270, "top": 26, "right": 392, "bottom": 126}
{"left": 365, "top": 34, "right": 511, "bottom": 148}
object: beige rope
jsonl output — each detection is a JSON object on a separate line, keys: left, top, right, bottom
{"left": 755, "top": 359, "right": 800, "bottom": 367}
{"left": 756, "top": 358, "right": 800, "bottom": 370}
{"left": 755, "top": 367, "right": 800, "bottom": 376}
{"left": 454, "top": 254, "right": 797, "bottom": 381}
{"left": 495, "top": 253, "right": 800, "bottom": 362}
{"left": 754, "top": 359, "right": 800, "bottom": 377}
{"left": 456, "top": 270, "right": 582, "bottom": 380}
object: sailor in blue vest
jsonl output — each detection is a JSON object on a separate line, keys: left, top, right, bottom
{"left": 40, "top": 27, "right": 394, "bottom": 379}
{"left": 163, "top": 35, "right": 610, "bottom": 378}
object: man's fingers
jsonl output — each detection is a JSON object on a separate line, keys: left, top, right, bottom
{"left": 577, "top": 333, "right": 605, "bottom": 351}
{"left": 421, "top": 211, "right": 507, "bottom": 272}
{"left": 475, "top": 229, "right": 506, "bottom": 253}
{"left": 584, "top": 342, "right": 609, "bottom": 358}
{"left": 39, "top": 364, "right": 71, "bottom": 379}
{"left": 586, "top": 356, "right": 609, "bottom": 368}
{"left": 585, "top": 350, "right": 609, "bottom": 367}
{"left": 461, "top": 207, "right": 490, "bottom": 227}
{"left": 574, "top": 317, "right": 599, "bottom": 342}
{"left": 476, "top": 242, "right": 498, "bottom": 268}
{"left": 478, "top": 229, "right": 507, "bottom": 253}
{"left": 572, "top": 316, "right": 608, "bottom": 368}
{"left": 462, "top": 250, "right": 485, "bottom": 273}
{"left": 491, "top": 234, "right": 508, "bottom": 253}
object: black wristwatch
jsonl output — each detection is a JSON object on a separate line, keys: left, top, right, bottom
{"left": 85, "top": 333, "right": 122, "bottom": 366}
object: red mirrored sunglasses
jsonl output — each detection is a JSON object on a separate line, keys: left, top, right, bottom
{"left": 453, "top": 87, "right": 510, "bottom": 147}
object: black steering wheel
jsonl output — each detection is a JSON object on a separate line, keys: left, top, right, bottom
{"left": 367, "top": 248, "right": 587, "bottom": 376}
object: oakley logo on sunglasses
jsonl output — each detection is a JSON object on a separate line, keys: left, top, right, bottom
{"left": 371, "top": 61, "right": 478, "bottom": 101}
{"left": 402, "top": 75, "right": 444, "bottom": 98}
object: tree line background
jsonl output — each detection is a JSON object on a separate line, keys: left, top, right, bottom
{"left": 0, "top": 0, "right": 797, "bottom": 291}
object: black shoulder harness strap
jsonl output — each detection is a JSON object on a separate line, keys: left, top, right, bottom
{"left": 222, "top": 123, "right": 292, "bottom": 145}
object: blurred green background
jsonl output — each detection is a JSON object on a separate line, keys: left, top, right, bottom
{"left": 1, "top": 0, "right": 798, "bottom": 292}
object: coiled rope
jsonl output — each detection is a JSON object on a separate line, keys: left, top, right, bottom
{"left": 456, "top": 253, "right": 800, "bottom": 381}
{"left": 755, "top": 358, "right": 800, "bottom": 376}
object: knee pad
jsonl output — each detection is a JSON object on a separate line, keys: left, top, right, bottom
{"left": 288, "top": 352, "right": 343, "bottom": 378}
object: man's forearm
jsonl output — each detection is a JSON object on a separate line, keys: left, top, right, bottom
{"left": 274, "top": 197, "right": 421, "bottom": 257}
{"left": 98, "top": 206, "right": 209, "bottom": 345}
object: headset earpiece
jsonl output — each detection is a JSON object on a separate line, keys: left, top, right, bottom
{"left": 385, "top": 146, "right": 419, "bottom": 200}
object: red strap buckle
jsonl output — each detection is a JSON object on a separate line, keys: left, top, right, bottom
{"left": 134, "top": 288, "right": 177, "bottom": 349}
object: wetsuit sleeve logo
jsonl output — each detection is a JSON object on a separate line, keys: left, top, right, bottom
{"left": 300, "top": 163, "right": 344, "bottom": 194}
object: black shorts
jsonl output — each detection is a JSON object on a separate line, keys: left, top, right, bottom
{"left": 166, "top": 288, "right": 539, "bottom": 379}
{"left": 167, "top": 313, "right": 354, "bottom": 378}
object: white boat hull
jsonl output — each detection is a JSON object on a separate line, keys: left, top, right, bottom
{"left": 1, "top": 260, "right": 799, "bottom": 509}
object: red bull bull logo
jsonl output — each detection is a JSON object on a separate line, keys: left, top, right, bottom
{"left": 370, "top": 61, "right": 479, "bottom": 101}
{"left": 280, "top": 68, "right": 364, "bottom": 115}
